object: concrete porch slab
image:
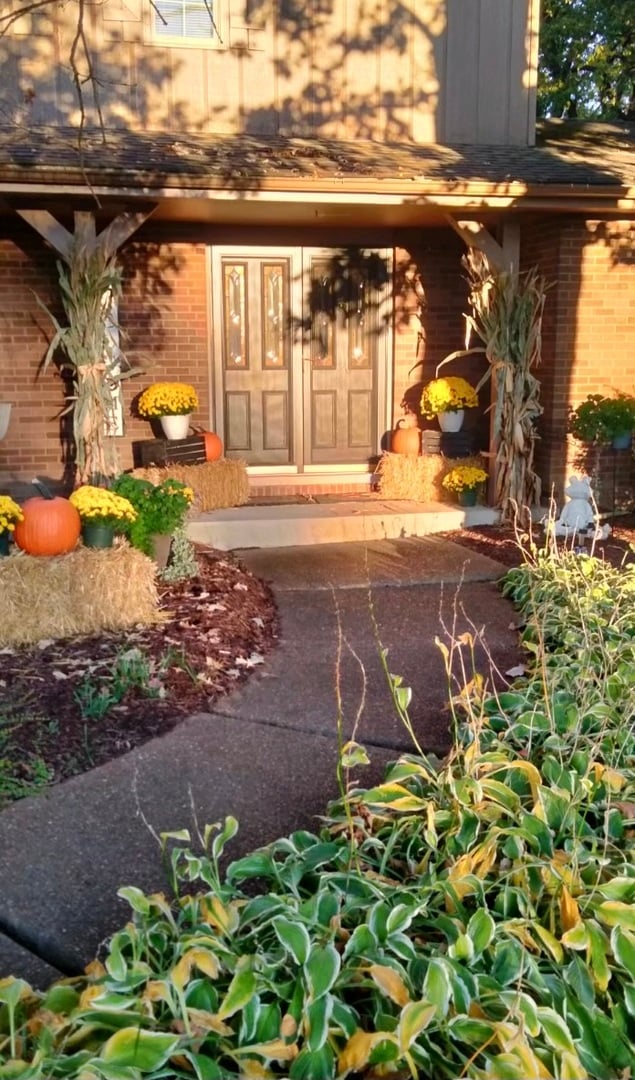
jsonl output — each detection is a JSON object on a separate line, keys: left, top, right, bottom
{"left": 186, "top": 499, "right": 499, "bottom": 550}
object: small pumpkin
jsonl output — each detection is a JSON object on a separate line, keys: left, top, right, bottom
{"left": 14, "top": 496, "right": 81, "bottom": 556}
{"left": 202, "top": 430, "right": 223, "bottom": 462}
{"left": 391, "top": 420, "right": 421, "bottom": 456}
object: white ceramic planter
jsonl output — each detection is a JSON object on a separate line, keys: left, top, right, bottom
{"left": 438, "top": 408, "right": 464, "bottom": 433}
{"left": 160, "top": 413, "right": 191, "bottom": 440}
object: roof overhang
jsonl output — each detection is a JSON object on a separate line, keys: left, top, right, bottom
{"left": 1, "top": 179, "right": 634, "bottom": 230}
{"left": 1, "top": 122, "right": 633, "bottom": 228}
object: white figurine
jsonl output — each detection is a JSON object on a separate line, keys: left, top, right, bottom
{"left": 553, "top": 475, "right": 611, "bottom": 540}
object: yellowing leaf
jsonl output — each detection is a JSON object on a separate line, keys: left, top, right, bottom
{"left": 338, "top": 1030, "right": 390, "bottom": 1075}
{"left": 201, "top": 896, "right": 239, "bottom": 935}
{"left": 398, "top": 1001, "right": 437, "bottom": 1053}
{"left": 186, "top": 1008, "right": 233, "bottom": 1037}
{"left": 561, "top": 922, "right": 589, "bottom": 951}
{"left": 234, "top": 1039, "right": 299, "bottom": 1061}
{"left": 479, "top": 760, "right": 542, "bottom": 799}
{"left": 281, "top": 1013, "right": 298, "bottom": 1039}
{"left": 596, "top": 901, "right": 635, "bottom": 932}
{"left": 170, "top": 948, "right": 220, "bottom": 990}
{"left": 369, "top": 964, "right": 411, "bottom": 1007}
{"left": 101, "top": 1028, "right": 180, "bottom": 1070}
{"left": 559, "top": 886, "right": 581, "bottom": 933}
{"left": 533, "top": 924, "right": 563, "bottom": 964}
{"left": 560, "top": 1051, "right": 588, "bottom": 1080}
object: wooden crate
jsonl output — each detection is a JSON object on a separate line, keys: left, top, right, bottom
{"left": 134, "top": 436, "right": 207, "bottom": 468}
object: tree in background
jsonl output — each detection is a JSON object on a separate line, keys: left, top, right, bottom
{"left": 538, "top": 0, "right": 634, "bottom": 119}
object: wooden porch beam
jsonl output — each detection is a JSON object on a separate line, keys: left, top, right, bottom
{"left": 16, "top": 205, "right": 157, "bottom": 262}
{"left": 445, "top": 216, "right": 507, "bottom": 272}
{"left": 15, "top": 209, "right": 73, "bottom": 260}
{"left": 97, "top": 207, "right": 157, "bottom": 259}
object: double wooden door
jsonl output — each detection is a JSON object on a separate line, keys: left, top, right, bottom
{"left": 211, "top": 247, "right": 390, "bottom": 468}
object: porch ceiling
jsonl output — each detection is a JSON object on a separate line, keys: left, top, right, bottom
{"left": 0, "top": 120, "right": 633, "bottom": 225}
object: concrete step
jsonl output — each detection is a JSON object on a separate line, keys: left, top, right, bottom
{"left": 186, "top": 499, "right": 499, "bottom": 550}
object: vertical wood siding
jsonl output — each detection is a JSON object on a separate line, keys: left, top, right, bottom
{"left": 0, "top": 0, "right": 538, "bottom": 145}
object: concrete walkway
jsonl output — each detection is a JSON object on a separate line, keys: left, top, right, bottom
{"left": 0, "top": 536, "right": 519, "bottom": 988}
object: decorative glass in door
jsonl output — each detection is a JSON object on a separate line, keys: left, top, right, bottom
{"left": 305, "top": 250, "right": 387, "bottom": 465}
{"left": 220, "top": 257, "right": 292, "bottom": 465}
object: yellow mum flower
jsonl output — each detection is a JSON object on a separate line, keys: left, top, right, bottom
{"left": 138, "top": 383, "right": 199, "bottom": 418}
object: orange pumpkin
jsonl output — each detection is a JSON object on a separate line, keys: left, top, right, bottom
{"left": 391, "top": 423, "right": 421, "bottom": 456}
{"left": 14, "top": 496, "right": 81, "bottom": 556}
{"left": 202, "top": 431, "right": 223, "bottom": 462}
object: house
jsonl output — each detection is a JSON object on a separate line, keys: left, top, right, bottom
{"left": 0, "top": 0, "right": 633, "bottom": 506}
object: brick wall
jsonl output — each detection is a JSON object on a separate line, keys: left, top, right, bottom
{"left": 0, "top": 221, "right": 64, "bottom": 490}
{"left": 393, "top": 231, "right": 490, "bottom": 453}
{"left": 0, "top": 223, "right": 210, "bottom": 491}
{"left": 522, "top": 217, "right": 635, "bottom": 508}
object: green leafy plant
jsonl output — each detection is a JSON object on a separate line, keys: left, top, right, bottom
{"left": 112, "top": 474, "right": 194, "bottom": 555}
{"left": 3, "top": 538, "right": 635, "bottom": 1079}
{"left": 160, "top": 526, "right": 199, "bottom": 582}
{"left": 568, "top": 392, "right": 635, "bottom": 443}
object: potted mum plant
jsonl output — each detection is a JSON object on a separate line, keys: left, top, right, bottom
{"left": 0, "top": 495, "right": 24, "bottom": 556}
{"left": 112, "top": 474, "right": 194, "bottom": 566}
{"left": 568, "top": 393, "right": 635, "bottom": 450}
{"left": 69, "top": 486, "right": 138, "bottom": 549}
{"left": 442, "top": 464, "right": 489, "bottom": 507}
{"left": 137, "top": 382, "right": 199, "bottom": 440}
{"left": 420, "top": 377, "right": 479, "bottom": 432}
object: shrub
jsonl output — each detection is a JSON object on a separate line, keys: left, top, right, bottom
{"left": 2, "top": 543, "right": 634, "bottom": 1079}
{"left": 568, "top": 393, "right": 635, "bottom": 443}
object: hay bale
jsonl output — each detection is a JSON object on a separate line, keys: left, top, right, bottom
{"left": 376, "top": 452, "right": 487, "bottom": 502}
{"left": 132, "top": 459, "right": 249, "bottom": 512}
{"left": 0, "top": 543, "right": 163, "bottom": 647}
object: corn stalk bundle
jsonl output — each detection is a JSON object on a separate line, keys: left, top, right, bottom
{"left": 465, "top": 252, "right": 546, "bottom": 524}
{"left": 39, "top": 240, "right": 140, "bottom": 484}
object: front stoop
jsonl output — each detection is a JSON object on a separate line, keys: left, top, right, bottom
{"left": 186, "top": 500, "right": 499, "bottom": 550}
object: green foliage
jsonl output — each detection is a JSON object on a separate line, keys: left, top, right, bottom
{"left": 111, "top": 474, "right": 194, "bottom": 555}
{"left": 160, "top": 527, "right": 199, "bottom": 582}
{"left": 538, "top": 0, "right": 635, "bottom": 119}
{"left": 74, "top": 647, "right": 167, "bottom": 723}
{"left": 3, "top": 543, "right": 635, "bottom": 1078}
{"left": 568, "top": 393, "right": 635, "bottom": 443}
{"left": 0, "top": 707, "right": 53, "bottom": 808}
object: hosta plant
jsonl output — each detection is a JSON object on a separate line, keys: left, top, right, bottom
{"left": 2, "top": 538, "right": 634, "bottom": 1079}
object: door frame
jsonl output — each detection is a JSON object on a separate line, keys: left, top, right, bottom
{"left": 210, "top": 243, "right": 393, "bottom": 473}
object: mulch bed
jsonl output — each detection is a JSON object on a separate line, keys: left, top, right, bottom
{"left": 441, "top": 515, "right": 635, "bottom": 570}
{"left": 1, "top": 516, "right": 633, "bottom": 807}
{"left": 0, "top": 549, "right": 278, "bottom": 804}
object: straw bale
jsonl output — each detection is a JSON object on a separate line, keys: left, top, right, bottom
{"left": 0, "top": 542, "right": 163, "bottom": 648}
{"left": 132, "top": 459, "right": 249, "bottom": 512}
{"left": 376, "top": 452, "right": 487, "bottom": 502}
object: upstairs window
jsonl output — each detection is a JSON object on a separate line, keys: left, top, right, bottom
{"left": 153, "top": 0, "right": 219, "bottom": 41}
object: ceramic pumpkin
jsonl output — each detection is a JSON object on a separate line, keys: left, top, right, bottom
{"left": 14, "top": 496, "right": 81, "bottom": 556}
{"left": 202, "top": 430, "right": 223, "bottom": 462}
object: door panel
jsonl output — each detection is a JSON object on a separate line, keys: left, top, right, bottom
{"left": 218, "top": 254, "right": 294, "bottom": 466}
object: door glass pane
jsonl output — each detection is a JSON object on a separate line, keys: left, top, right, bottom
{"left": 309, "top": 259, "right": 335, "bottom": 369}
{"left": 223, "top": 263, "right": 248, "bottom": 369}
{"left": 262, "top": 262, "right": 288, "bottom": 369}
{"left": 348, "top": 269, "right": 370, "bottom": 369}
